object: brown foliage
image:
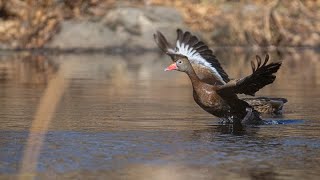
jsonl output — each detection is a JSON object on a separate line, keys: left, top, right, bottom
{"left": 0, "top": 0, "right": 60, "bottom": 48}
{"left": 0, "top": 0, "right": 319, "bottom": 48}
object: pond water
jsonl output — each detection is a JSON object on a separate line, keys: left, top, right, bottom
{"left": 0, "top": 49, "right": 319, "bottom": 179}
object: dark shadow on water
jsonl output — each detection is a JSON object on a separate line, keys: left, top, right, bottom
{"left": 191, "top": 123, "right": 260, "bottom": 138}
{"left": 191, "top": 118, "right": 305, "bottom": 139}
{"left": 211, "top": 124, "right": 246, "bottom": 136}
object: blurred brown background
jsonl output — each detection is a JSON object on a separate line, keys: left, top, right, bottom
{"left": 0, "top": 0, "right": 319, "bottom": 49}
{"left": 1, "top": 1, "right": 320, "bottom": 180}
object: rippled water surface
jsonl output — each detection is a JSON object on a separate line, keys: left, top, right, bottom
{"left": 0, "top": 49, "right": 320, "bottom": 179}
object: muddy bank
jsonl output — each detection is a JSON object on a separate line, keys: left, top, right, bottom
{"left": 0, "top": 0, "right": 319, "bottom": 49}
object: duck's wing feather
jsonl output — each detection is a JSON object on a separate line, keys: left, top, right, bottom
{"left": 154, "top": 29, "right": 230, "bottom": 84}
{"left": 217, "top": 54, "right": 281, "bottom": 96}
{"left": 153, "top": 31, "right": 176, "bottom": 56}
{"left": 241, "top": 97, "right": 287, "bottom": 115}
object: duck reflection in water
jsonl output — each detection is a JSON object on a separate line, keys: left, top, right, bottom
{"left": 190, "top": 124, "right": 260, "bottom": 143}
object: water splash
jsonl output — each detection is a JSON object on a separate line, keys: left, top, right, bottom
{"left": 263, "top": 119, "right": 305, "bottom": 125}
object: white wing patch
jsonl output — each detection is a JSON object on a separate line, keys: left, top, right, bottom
{"left": 176, "top": 41, "right": 226, "bottom": 84}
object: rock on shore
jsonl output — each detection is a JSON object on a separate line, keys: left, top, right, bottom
{"left": 46, "top": 6, "right": 186, "bottom": 49}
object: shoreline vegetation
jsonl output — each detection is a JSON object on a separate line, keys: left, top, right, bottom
{"left": 0, "top": 0, "right": 319, "bottom": 50}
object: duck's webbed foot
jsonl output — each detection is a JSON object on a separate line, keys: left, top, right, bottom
{"left": 241, "top": 108, "right": 263, "bottom": 125}
{"left": 241, "top": 108, "right": 253, "bottom": 124}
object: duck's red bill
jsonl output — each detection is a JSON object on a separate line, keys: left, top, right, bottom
{"left": 164, "top": 63, "right": 177, "bottom": 71}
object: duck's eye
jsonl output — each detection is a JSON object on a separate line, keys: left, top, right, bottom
{"left": 177, "top": 60, "right": 183, "bottom": 64}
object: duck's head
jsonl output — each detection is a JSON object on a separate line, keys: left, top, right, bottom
{"left": 164, "top": 55, "right": 191, "bottom": 72}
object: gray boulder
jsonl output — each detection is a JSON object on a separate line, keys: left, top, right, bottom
{"left": 46, "top": 21, "right": 121, "bottom": 49}
{"left": 46, "top": 6, "right": 186, "bottom": 49}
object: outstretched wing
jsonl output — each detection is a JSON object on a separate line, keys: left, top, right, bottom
{"left": 154, "top": 29, "right": 230, "bottom": 84}
{"left": 217, "top": 54, "right": 281, "bottom": 96}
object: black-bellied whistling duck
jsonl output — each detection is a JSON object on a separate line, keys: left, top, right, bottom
{"left": 163, "top": 55, "right": 281, "bottom": 125}
{"left": 154, "top": 29, "right": 287, "bottom": 116}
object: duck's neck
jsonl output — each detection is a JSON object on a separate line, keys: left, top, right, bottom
{"left": 186, "top": 67, "right": 200, "bottom": 87}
